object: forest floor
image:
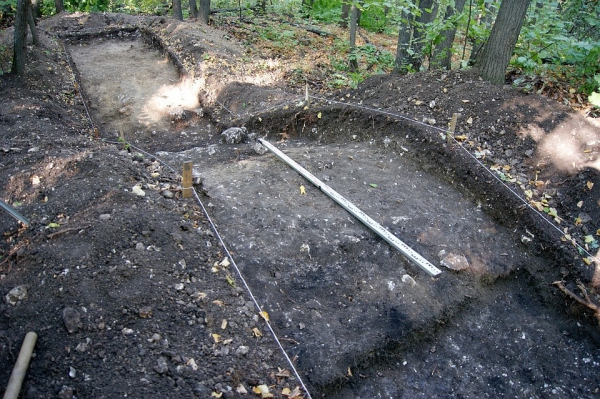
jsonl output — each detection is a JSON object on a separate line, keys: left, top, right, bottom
{"left": 1, "top": 11, "right": 600, "bottom": 399}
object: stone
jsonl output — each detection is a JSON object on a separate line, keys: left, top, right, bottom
{"left": 154, "top": 356, "right": 168, "bottom": 374}
{"left": 99, "top": 214, "right": 111, "bottom": 221}
{"left": 5, "top": 285, "right": 28, "bottom": 305}
{"left": 221, "top": 127, "right": 247, "bottom": 144}
{"left": 132, "top": 185, "right": 145, "bottom": 197}
{"left": 62, "top": 307, "right": 81, "bottom": 333}
{"left": 236, "top": 346, "right": 249, "bottom": 356}
{"left": 440, "top": 253, "right": 470, "bottom": 271}
{"left": 162, "top": 190, "right": 174, "bottom": 199}
{"left": 253, "top": 142, "right": 267, "bottom": 155}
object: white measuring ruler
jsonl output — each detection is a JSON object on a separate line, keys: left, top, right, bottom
{"left": 258, "top": 139, "right": 442, "bottom": 277}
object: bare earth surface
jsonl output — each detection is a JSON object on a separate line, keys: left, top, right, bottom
{"left": 1, "top": 12, "right": 600, "bottom": 399}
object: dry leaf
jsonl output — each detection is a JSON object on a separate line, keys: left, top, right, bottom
{"left": 461, "top": 99, "right": 470, "bottom": 103}
{"left": 259, "top": 311, "right": 270, "bottom": 322}
{"left": 275, "top": 367, "right": 290, "bottom": 377}
{"left": 252, "top": 327, "right": 263, "bottom": 337}
{"left": 414, "top": 100, "right": 423, "bottom": 105}
{"left": 467, "top": 117, "right": 473, "bottom": 125}
{"left": 347, "top": 367, "right": 353, "bottom": 377}
{"left": 221, "top": 319, "right": 228, "bottom": 330}
{"left": 220, "top": 257, "right": 230, "bottom": 267}
{"left": 211, "top": 392, "right": 222, "bottom": 398}
{"left": 212, "top": 300, "right": 224, "bottom": 307}
{"left": 300, "top": 185, "right": 306, "bottom": 195}
{"left": 577, "top": 201, "right": 584, "bottom": 208}
{"left": 454, "top": 135, "right": 468, "bottom": 141}
{"left": 281, "top": 387, "right": 291, "bottom": 396}
{"left": 587, "top": 181, "right": 594, "bottom": 190}
{"left": 212, "top": 333, "right": 221, "bottom": 343}
{"left": 317, "top": 112, "right": 322, "bottom": 119}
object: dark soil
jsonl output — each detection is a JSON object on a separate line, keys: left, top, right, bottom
{"left": 1, "top": 12, "right": 599, "bottom": 399}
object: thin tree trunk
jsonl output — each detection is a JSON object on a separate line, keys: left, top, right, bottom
{"left": 340, "top": 3, "right": 350, "bottom": 28}
{"left": 27, "top": 6, "right": 40, "bottom": 46}
{"left": 409, "top": 0, "right": 438, "bottom": 70}
{"left": 432, "top": 0, "right": 467, "bottom": 70}
{"left": 172, "top": 0, "right": 183, "bottom": 21}
{"left": 199, "top": 0, "right": 210, "bottom": 24}
{"left": 475, "top": 0, "right": 531, "bottom": 84}
{"left": 189, "top": 0, "right": 198, "bottom": 18}
{"left": 12, "top": 0, "right": 29, "bottom": 76}
{"left": 349, "top": 3, "right": 358, "bottom": 71}
{"left": 54, "top": 0, "right": 64, "bottom": 13}
{"left": 31, "top": 0, "right": 40, "bottom": 17}
{"left": 393, "top": 6, "right": 412, "bottom": 74}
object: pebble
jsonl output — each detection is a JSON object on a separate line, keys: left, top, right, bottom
{"left": 236, "top": 346, "right": 249, "bottom": 356}
{"left": 440, "top": 253, "right": 470, "bottom": 271}
{"left": 136, "top": 242, "right": 145, "bottom": 250}
{"left": 62, "top": 307, "right": 81, "bottom": 333}
{"left": 162, "top": 190, "right": 174, "bottom": 199}
{"left": 154, "top": 356, "right": 169, "bottom": 374}
{"left": 5, "top": 285, "right": 28, "bottom": 305}
{"left": 253, "top": 142, "right": 267, "bottom": 155}
{"left": 221, "top": 127, "right": 247, "bottom": 144}
{"left": 132, "top": 185, "right": 145, "bottom": 196}
{"left": 99, "top": 213, "right": 111, "bottom": 221}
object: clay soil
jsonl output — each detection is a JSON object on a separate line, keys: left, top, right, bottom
{"left": 1, "top": 12, "right": 600, "bottom": 399}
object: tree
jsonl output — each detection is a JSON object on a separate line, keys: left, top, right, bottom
{"left": 189, "top": 0, "right": 198, "bottom": 18}
{"left": 408, "top": 0, "right": 438, "bottom": 70}
{"left": 172, "top": 0, "right": 183, "bottom": 21}
{"left": 474, "top": 0, "right": 532, "bottom": 84}
{"left": 199, "top": 0, "right": 210, "bottom": 24}
{"left": 54, "top": 0, "right": 64, "bottom": 13}
{"left": 11, "top": 0, "right": 29, "bottom": 76}
{"left": 349, "top": 3, "right": 358, "bottom": 71}
{"left": 393, "top": 5, "right": 412, "bottom": 74}
{"left": 27, "top": 6, "right": 40, "bottom": 46}
{"left": 432, "top": 0, "right": 467, "bottom": 70}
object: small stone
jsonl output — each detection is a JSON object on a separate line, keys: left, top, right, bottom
{"left": 174, "top": 283, "right": 184, "bottom": 291}
{"left": 5, "top": 285, "right": 28, "bottom": 305}
{"left": 253, "top": 142, "right": 267, "bottom": 155}
{"left": 69, "top": 366, "right": 76, "bottom": 378}
{"left": 162, "top": 190, "right": 174, "bottom": 199}
{"left": 62, "top": 307, "right": 81, "bottom": 333}
{"left": 401, "top": 274, "right": 417, "bottom": 286}
{"left": 122, "top": 328, "right": 134, "bottom": 335}
{"left": 139, "top": 306, "right": 153, "bottom": 318}
{"left": 525, "top": 149, "right": 534, "bottom": 157}
{"left": 57, "top": 386, "right": 75, "bottom": 399}
{"left": 99, "top": 214, "right": 111, "bottom": 221}
{"left": 236, "top": 346, "right": 249, "bottom": 356}
{"left": 299, "top": 323, "right": 305, "bottom": 330}
{"left": 154, "top": 356, "right": 168, "bottom": 374}
{"left": 221, "top": 127, "right": 248, "bottom": 144}
{"left": 136, "top": 242, "right": 145, "bottom": 250}
{"left": 132, "top": 185, "right": 145, "bottom": 197}
{"left": 440, "top": 253, "right": 470, "bottom": 271}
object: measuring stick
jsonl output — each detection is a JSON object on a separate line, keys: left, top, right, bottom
{"left": 258, "top": 139, "right": 442, "bottom": 277}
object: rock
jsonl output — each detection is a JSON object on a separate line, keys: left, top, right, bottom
{"left": 401, "top": 274, "right": 417, "bottom": 286}
{"left": 221, "top": 127, "right": 247, "bottom": 144}
{"left": 62, "top": 307, "right": 81, "bottom": 333}
{"left": 578, "top": 212, "right": 592, "bottom": 224}
{"left": 57, "top": 385, "right": 75, "bottom": 399}
{"left": 99, "top": 213, "right": 111, "bottom": 221}
{"left": 236, "top": 346, "right": 249, "bottom": 356}
{"left": 253, "top": 142, "right": 267, "bottom": 155}
{"left": 132, "top": 185, "right": 145, "bottom": 196}
{"left": 136, "top": 242, "right": 145, "bottom": 250}
{"left": 154, "top": 356, "right": 169, "bottom": 374}
{"left": 132, "top": 152, "right": 144, "bottom": 162}
{"left": 5, "top": 285, "right": 28, "bottom": 305}
{"left": 440, "top": 253, "right": 470, "bottom": 271}
{"left": 162, "top": 190, "right": 174, "bottom": 199}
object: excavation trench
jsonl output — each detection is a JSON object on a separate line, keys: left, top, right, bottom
{"left": 67, "top": 34, "right": 600, "bottom": 397}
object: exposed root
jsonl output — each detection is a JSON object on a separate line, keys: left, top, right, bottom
{"left": 553, "top": 280, "right": 600, "bottom": 325}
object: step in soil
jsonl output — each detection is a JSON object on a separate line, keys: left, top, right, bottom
{"left": 66, "top": 34, "right": 600, "bottom": 397}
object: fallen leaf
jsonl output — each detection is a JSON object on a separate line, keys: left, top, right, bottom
{"left": 212, "top": 300, "right": 224, "bottom": 307}
{"left": 236, "top": 384, "right": 248, "bottom": 394}
{"left": 369, "top": 183, "right": 377, "bottom": 188}
{"left": 596, "top": 229, "right": 600, "bottom": 236}
{"left": 221, "top": 319, "right": 228, "bottom": 330}
{"left": 276, "top": 367, "right": 290, "bottom": 377}
{"left": 281, "top": 387, "right": 291, "bottom": 396}
{"left": 300, "top": 185, "right": 306, "bottom": 195}
{"left": 212, "top": 333, "right": 221, "bottom": 343}
{"left": 584, "top": 235, "right": 595, "bottom": 243}
{"left": 252, "top": 327, "right": 263, "bottom": 337}
{"left": 587, "top": 181, "right": 594, "bottom": 190}
{"left": 225, "top": 274, "right": 236, "bottom": 287}
{"left": 317, "top": 112, "right": 322, "bottom": 119}
{"left": 577, "top": 201, "right": 584, "bottom": 208}
{"left": 46, "top": 222, "right": 61, "bottom": 229}
{"left": 583, "top": 257, "right": 592, "bottom": 265}
{"left": 259, "top": 311, "right": 269, "bottom": 322}
{"left": 220, "top": 257, "right": 230, "bottom": 267}
{"left": 211, "top": 392, "right": 222, "bottom": 398}
{"left": 347, "top": 367, "right": 353, "bottom": 377}
{"left": 524, "top": 190, "right": 533, "bottom": 199}
{"left": 414, "top": 100, "right": 423, "bottom": 105}
{"left": 467, "top": 117, "right": 473, "bottom": 125}
{"left": 454, "top": 135, "right": 468, "bottom": 141}
{"left": 461, "top": 99, "right": 470, "bottom": 103}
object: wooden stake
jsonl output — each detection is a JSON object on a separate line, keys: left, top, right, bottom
{"left": 305, "top": 83, "right": 310, "bottom": 107}
{"left": 447, "top": 113, "right": 458, "bottom": 145}
{"left": 182, "top": 161, "right": 193, "bottom": 198}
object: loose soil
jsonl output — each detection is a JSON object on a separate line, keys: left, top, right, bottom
{"left": 1, "top": 12, "right": 600, "bottom": 399}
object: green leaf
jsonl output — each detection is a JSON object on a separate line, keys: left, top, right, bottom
{"left": 369, "top": 183, "right": 378, "bottom": 188}
{"left": 46, "top": 222, "right": 60, "bottom": 229}
{"left": 589, "top": 91, "right": 600, "bottom": 108}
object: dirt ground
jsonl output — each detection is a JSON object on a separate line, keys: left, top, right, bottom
{"left": 1, "top": 12, "right": 600, "bottom": 399}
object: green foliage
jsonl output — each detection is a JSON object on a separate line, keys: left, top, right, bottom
{"left": 0, "top": 0, "right": 16, "bottom": 18}
{"left": 590, "top": 75, "right": 600, "bottom": 108}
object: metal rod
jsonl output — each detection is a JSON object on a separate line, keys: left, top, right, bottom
{"left": 0, "top": 199, "right": 29, "bottom": 227}
{"left": 3, "top": 332, "right": 38, "bottom": 399}
{"left": 258, "top": 139, "right": 442, "bottom": 277}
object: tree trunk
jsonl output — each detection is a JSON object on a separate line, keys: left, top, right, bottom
{"left": 475, "top": 0, "right": 531, "bottom": 84}
{"left": 54, "top": 0, "right": 64, "bottom": 13}
{"left": 31, "top": 0, "right": 40, "bottom": 17}
{"left": 340, "top": 3, "right": 350, "bottom": 28}
{"left": 432, "top": 0, "right": 467, "bottom": 70}
{"left": 172, "top": 0, "right": 183, "bottom": 21}
{"left": 199, "top": 0, "right": 210, "bottom": 24}
{"left": 349, "top": 3, "right": 358, "bottom": 72}
{"left": 11, "top": 0, "right": 29, "bottom": 76}
{"left": 393, "top": 6, "right": 412, "bottom": 74}
{"left": 27, "top": 6, "right": 40, "bottom": 46}
{"left": 189, "top": 0, "right": 198, "bottom": 18}
{"left": 409, "top": 0, "right": 438, "bottom": 70}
